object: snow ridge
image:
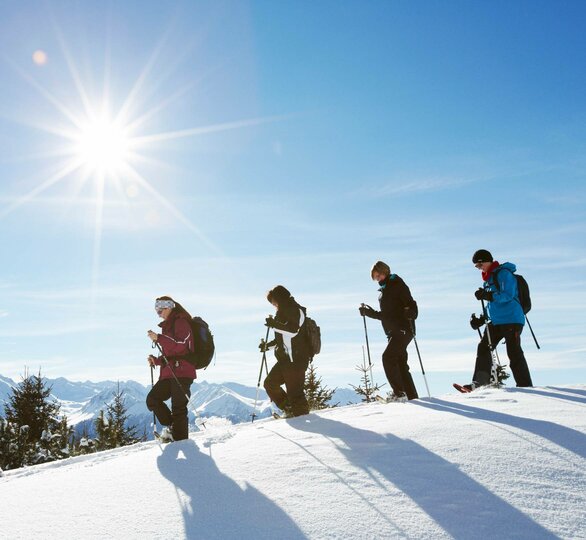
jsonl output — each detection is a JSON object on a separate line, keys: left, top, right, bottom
{"left": 1, "top": 385, "right": 585, "bottom": 539}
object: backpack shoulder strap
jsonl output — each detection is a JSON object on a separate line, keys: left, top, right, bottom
{"left": 490, "top": 266, "right": 508, "bottom": 292}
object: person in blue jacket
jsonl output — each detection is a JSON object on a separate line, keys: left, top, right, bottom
{"left": 456, "top": 249, "right": 533, "bottom": 392}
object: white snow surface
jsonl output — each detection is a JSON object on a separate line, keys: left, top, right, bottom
{"left": 1, "top": 385, "right": 585, "bottom": 539}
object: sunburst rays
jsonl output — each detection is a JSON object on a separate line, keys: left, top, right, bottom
{"left": 0, "top": 16, "right": 283, "bottom": 303}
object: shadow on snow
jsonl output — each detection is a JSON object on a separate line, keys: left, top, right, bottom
{"left": 157, "top": 439, "right": 306, "bottom": 540}
{"left": 515, "top": 386, "right": 586, "bottom": 405}
{"left": 286, "top": 413, "right": 557, "bottom": 539}
{"left": 415, "top": 397, "right": 586, "bottom": 460}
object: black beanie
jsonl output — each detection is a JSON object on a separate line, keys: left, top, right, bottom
{"left": 472, "top": 249, "right": 493, "bottom": 264}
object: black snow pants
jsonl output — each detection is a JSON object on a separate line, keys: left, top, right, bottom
{"left": 264, "top": 359, "right": 310, "bottom": 417}
{"left": 473, "top": 324, "right": 533, "bottom": 387}
{"left": 146, "top": 377, "right": 193, "bottom": 440}
{"left": 382, "top": 331, "right": 418, "bottom": 400}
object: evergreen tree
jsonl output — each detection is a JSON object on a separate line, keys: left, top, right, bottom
{"left": 93, "top": 410, "right": 110, "bottom": 452}
{"left": 54, "top": 416, "right": 74, "bottom": 458}
{"left": 1, "top": 370, "right": 67, "bottom": 469}
{"left": 0, "top": 417, "right": 11, "bottom": 469}
{"left": 94, "top": 383, "right": 142, "bottom": 450}
{"left": 304, "top": 363, "right": 336, "bottom": 411}
{"left": 105, "top": 383, "right": 142, "bottom": 447}
{"left": 350, "top": 350, "right": 385, "bottom": 403}
{"left": 75, "top": 421, "right": 95, "bottom": 454}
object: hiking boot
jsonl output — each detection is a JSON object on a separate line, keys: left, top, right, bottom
{"left": 386, "top": 392, "right": 408, "bottom": 403}
{"left": 453, "top": 382, "right": 479, "bottom": 394}
{"left": 159, "top": 426, "right": 174, "bottom": 443}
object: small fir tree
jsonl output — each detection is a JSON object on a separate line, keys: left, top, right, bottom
{"left": 94, "top": 383, "right": 143, "bottom": 450}
{"left": 93, "top": 410, "right": 110, "bottom": 452}
{"left": 304, "top": 363, "right": 336, "bottom": 411}
{"left": 75, "top": 421, "right": 95, "bottom": 454}
{"left": 105, "top": 383, "right": 142, "bottom": 447}
{"left": 351, "top": 348, "right": 385, "bottom": 403}
{"left": 0, "top": 417, "right": 11, "bottom": 469}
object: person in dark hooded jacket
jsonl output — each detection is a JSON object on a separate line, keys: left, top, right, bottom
{"left": 360, "top": 260, "right": 419, "bottom": 401}
{"left": 146, "top": 296, "right": 196, "bottom": 441}
{"left": 261, "top": 285, "right": 312, "bottom": 417}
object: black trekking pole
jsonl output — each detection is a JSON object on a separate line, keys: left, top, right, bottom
{"left": 524, "top": 315, "right": 541, "bottom": 350}
{"left": 480, "top": 299, "right": 501, "bottom": 386}
{"left": 153, "top": 342, "right": 206, "bottom": 430}
{"left": 476, "top": 322, "right": 502, "bottom": 366}
{"left": 360, "top": 304, "right": 376, "bottom": 389}
{"left": 251, "top": 323, "right": 271, "bottom": 422}
{"left": 408, "top": 319, "right": 431, "bottom": 398}
{"left": 150, "top": 364, "right": 158, "bottom": 438}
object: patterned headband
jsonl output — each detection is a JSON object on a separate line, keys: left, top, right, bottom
{"left": 155, "top": 299, "right": 176, "bottom": 311}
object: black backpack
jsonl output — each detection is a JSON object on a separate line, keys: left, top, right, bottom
{"left": 303, "top": 316, "right": 321, "bottom": 357}
{"left": 492, "top": 268, "right": 532, "bottom": 314}
{"left": 185, "top": 316, "right": 215, "bottom": 369}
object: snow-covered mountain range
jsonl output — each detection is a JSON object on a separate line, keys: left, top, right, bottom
{"left": 0, "top": 374, "right": 361, "bottom": 439}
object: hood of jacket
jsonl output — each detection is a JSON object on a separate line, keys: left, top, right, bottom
{"left": 498, "top": 262, "right": 517, "bottom": 273}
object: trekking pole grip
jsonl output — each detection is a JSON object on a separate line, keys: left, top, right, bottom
{"left": 153, "top": 341, "right": 169, "bottom": 365}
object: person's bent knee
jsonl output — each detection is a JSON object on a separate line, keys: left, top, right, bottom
{"left": 146, "top": 391, "right": 158, "bottom": 411}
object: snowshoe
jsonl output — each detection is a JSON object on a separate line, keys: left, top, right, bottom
{"left": 387, "top": 392, "right": 408, "bottom": 403}
{"left": 453, "top": 383, "right": 474, "bottom": 394}
{"left": 375, "top": 393, "right": 407, "bottom": 404}
{"left": 157, "top": 427, "right": 174, "bottom": 443}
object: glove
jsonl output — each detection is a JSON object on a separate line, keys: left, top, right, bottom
{"left": 359, "top": 305, "right": 376, "bottom": 318}
{"left": 470, "top": 313, "right": 486, "bottom": 330}
{"left": 259, "top": 339, "right": 276, "bottom": 352}
{"left": 474, "top": 288, "right": 493, "bottom": 302}
{"left": 265, "top": 316, "right": 276, "bottom": 328}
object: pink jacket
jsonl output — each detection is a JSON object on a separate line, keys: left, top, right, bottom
{"left": 154, "top": 311, "right": 197, "bottom": 380}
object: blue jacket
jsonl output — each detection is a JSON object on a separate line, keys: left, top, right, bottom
{"left": 483, "top": 262, "right": 525, "bottom": 326}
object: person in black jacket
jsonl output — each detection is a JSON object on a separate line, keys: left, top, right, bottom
{"left": 261, "top": 285, "right": 311, "bottom": 417}
{"left": 359, "top": 260, "right": 419, "bottom": 401}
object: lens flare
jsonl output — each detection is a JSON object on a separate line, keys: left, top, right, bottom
{"left": 32, "top": 50, "right": 48, "bottom": 65}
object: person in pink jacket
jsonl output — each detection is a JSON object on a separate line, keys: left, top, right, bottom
{"left": 146, "top": 296, "right": 196, "bottom": 441}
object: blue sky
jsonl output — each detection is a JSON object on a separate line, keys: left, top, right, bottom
{"left": 0, "top": 0, "right": 584, "bottom": 396}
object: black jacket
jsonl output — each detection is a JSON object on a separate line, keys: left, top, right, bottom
{"left": 371, "top": 274, "right": 418, "bottom": 336}
{"left": 269, "top": 296, "right": 312, "bottom": 364}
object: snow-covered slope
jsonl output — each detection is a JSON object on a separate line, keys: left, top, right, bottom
{"left": 1, "top": 385, "right": 585, "bottom": 539}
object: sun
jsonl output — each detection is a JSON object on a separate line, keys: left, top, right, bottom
{"left": 0, "top": 28, "right": 280, "bottom": 277}
{"left": 74, "top": 115, "right": 131, "bottom": 174}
